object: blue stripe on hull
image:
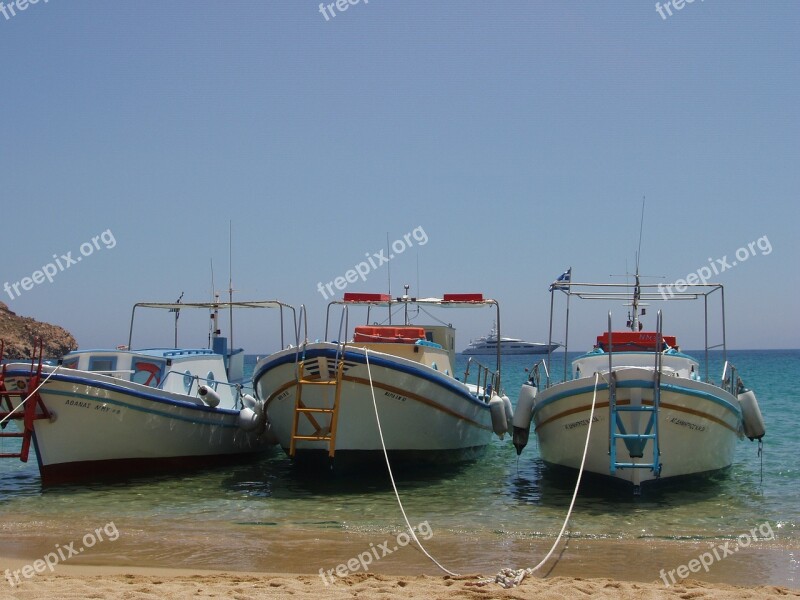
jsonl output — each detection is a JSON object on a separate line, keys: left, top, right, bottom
{"left": 255, "top": 346, "right": 490, "bottom": 411}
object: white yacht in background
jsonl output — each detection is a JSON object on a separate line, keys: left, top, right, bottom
{"left": 462, "top": 323, "right": 559, "bottom": 355}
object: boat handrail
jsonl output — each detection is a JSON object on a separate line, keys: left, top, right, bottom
{"left": 524, "top": 359, "right": 549, "bottom": 389}
{"left": 721, "top": 360, "right": 743, "bottom": 396}
{"left": 462, "top": 357, "right": 500, "bottom": 401}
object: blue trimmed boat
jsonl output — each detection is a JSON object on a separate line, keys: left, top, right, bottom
{"left": 511, "top": 273, "right": 766, "bottom": 492}
{"left": 252, "top": 290, "right": 512, "bottom": 467}
{"left": 0, "top": 300, "right": 297, "bottom": 485}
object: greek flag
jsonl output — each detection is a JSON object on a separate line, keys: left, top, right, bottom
{"left": 549, "top": 268, "right": 571, "bottom": 292}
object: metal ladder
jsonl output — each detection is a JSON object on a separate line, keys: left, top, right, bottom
{"left": 289, "top": 354, "right": 345, "bottom": 459}
{"left": 0, "top": 339, "right": 52, "bottom": 462}
{"left": 608, "top": 312, "right": 662, "bottom": 477}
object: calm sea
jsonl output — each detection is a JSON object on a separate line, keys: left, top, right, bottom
{"left": 0, "top": 349, "right": 797, "bottom": 582}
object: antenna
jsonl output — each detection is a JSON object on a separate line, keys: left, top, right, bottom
{"left": 386, "top": 232, "right": 392, "bottom": 325}
{"left": 416, "top": 252, "right": 420, "bottom": 299}
{"left": 636, "top": 196, "right": 645, "bottom": 275}
{"left": 228, "top": 220, "right": 234, "bottom": 353}
{"left": 633, "top": 197, "right": 646, "bottom": 330}
{"left": 209, "top": 258, "right": 217, "bottom": 347}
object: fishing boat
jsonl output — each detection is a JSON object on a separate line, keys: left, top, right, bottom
{"left": 0, "top": 300, "right": 299, "bottom": 485}
{"left": 462, "top": 322, "right": 559, "bottom": 355}
{"left": 512, "top": 271, "right": 766, "bottom": 493}
{"left": 252, "top": 288, "right": 513, "bottom": 467}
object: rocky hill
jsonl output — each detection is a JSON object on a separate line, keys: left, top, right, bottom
{"left": 0, "top": 302, "right": 78, "bottom": 359}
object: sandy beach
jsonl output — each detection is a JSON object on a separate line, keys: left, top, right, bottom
{"left": 3, "top": 528, "right": 798, "bottom": 599}
{"left": 2, "top": 567, "right": 798, "bottom": 600}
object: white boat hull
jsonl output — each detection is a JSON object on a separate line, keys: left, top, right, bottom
{"left": 533, "top": 367, "right": 743, "bottom": 486}
{"left": 253, "top": 344, "right": 494, "bottom": 464}
{"left": 3, "top": 365, "right": 272, "bottom": 484}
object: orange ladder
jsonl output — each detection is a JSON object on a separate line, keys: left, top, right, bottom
{"left": 289, "top": 357, "right": 344, "bottom": 459}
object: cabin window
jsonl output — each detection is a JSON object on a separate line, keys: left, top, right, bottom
{"left": 206, "top": 371, "right": 218, "bottom": 391}
{"left": 88, "top": 356, "right": 117, "bottom": 373}
{"left": 183, "top": 370, "right": 194, "bottom": 393}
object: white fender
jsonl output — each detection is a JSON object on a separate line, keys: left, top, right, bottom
{"left": 512, "top": 383, "right": 537, "bottom": 455}
{"left": 489, "top": 394, "right": 508, "bottom": 437}
{"left": 242, "top": 394, "right": 258, "bottom": 410}
{"left": 513, "top": 383, "right": 537, "bottom": 430}
{"left": 198, "top": 385, "right": 221, "bottom": 408}
{"left": 502, "top": 394, "right": 514, "bottom": 424}
{"left": 738, "top": 389, "right": 766, "bottom": 441}
{"left": 237, "top": 407, "right": 260, "bottom": 431}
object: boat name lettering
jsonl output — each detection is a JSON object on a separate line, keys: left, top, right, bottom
{"left": 670, "top": 417, "right": 706, "bottom": 431}
{"left": 94, "top": 404, "right": 121, "bottom": 415}
{"left": 275, "top": 390, "right": 290, "bottom": 401}
{"left": 384, "top": 391, "right": 408, "bottom": 402}
{"left": 65, "top": 399, "right": 91, "bottom": 409}
{"left": 564, "top": 416, "right": 600, "bottom": 430}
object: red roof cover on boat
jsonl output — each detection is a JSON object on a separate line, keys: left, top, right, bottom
{"left": 342, "top": 293, "right": 391, "bottom": 303}
{"left": 596, "top": 331, "right": 677, "bottom": 352}
{"left": 353, "top": 326, "right": 426, "bottom": 343}
{"left": 442, "top": 293, "right": 484, "bottom": 302}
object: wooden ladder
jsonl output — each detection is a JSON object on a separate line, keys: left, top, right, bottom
{"left": 0, "top": 339, "right": 52, "bottom": 462}
{"left": 289, "top": 356, "right": 344, "bottom": 459}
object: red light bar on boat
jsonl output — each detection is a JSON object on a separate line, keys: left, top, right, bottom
{"left": 342, "top": 293, "right": 391, "bottom": 303}
{"left": 442, "top": 293, "right": 484, "bottom": 302}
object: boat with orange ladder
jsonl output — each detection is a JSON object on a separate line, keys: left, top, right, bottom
{"left": 252, "top": 287, "right": 513, "bottom": 467}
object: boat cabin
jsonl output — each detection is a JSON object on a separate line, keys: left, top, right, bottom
{"left": 59, "top": 347, "right": 240, "bottom": 406}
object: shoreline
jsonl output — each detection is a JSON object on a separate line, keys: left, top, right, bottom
{"left": 2, "top": 528, "right": 797, "bottom": 591}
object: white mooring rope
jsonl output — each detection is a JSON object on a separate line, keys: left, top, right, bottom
{"left": 476, "top": 371, "right": 602, "bottom": 588}
{"left": 363, "top": 349, "right": 460, "bottom": 577}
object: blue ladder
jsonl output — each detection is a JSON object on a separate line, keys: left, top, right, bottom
{"left": 608, "top": 371, "right": 662, "bottom": 477}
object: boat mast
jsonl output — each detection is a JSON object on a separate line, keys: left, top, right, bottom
{"left": 228, "top": 220, "right": 234, "bottom": 354}
{"left": 630, "top": 197, "right": 646, "bottom": 332}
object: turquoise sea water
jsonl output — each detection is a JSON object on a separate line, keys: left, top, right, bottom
{"left": 0, "top": 349, "right": 797, "bottom": 582}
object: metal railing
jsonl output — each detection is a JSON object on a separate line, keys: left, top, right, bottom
{"left": 524, "top": 359, "right": 549, "bottom": 389}
{"left": 462, "top": 357, "right": 500, "bottom": 402}
{"left": 721, "top": 361, "right": 743, "bottom": 396}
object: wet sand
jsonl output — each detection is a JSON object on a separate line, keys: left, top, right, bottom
{"left": 2, "top": 524, "right": 798, "bottom": 597}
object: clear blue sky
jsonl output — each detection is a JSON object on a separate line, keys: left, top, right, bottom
{"left": 2, "top": 1, "right": 797, "bottom": 353}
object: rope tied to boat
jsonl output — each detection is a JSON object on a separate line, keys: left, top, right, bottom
{"left": 363, "top": 349, "right": 460, "bottom": 577}
{"left": 0, "top": 365, "right": 60, "bottom": 428}
{"left": 477, "top": 371, "right": 602, "bottom": 589}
